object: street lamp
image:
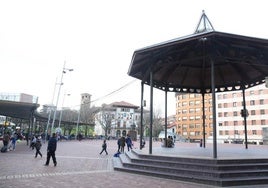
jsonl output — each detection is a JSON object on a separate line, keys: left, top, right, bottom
{"left": 58, "top": 93, "right": 71, "bottom": 129}
{"left": 45, "top": 78, "right": 58, "bottom": 142}
{"left": 51, "top": 61, "right": 73, "bottom": 135}
{"left": 76, "top": 105, "right": 81, "bottom": 140}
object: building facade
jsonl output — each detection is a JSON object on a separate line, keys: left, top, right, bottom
{"left": 216, "top": 84, "right": 268, "bottom": 144}
{"left": 175, "top": 93, "right": 213, "bottom": 142}
{"left": 175, "top": 84, "right": 268, "bottom": 145}
{"left": 94, "top": 101, "right": 141, "bottom": 139}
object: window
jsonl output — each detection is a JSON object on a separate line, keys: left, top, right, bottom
{"left": 233, "top": 102, "right": 237, "bottom": 107}
{"left": 121, "top": 108, "right": 130, "bottom": 112}
{"left": 251, "top": 120, "right": 256, "bottom": 125}
{"left": 260, "top": 109, "right": 265, "bottom": 115}
{"left": 234, "top": 130, "right": 239, "bottom": 135}
{"left": 250, "top": 100, "right": 255, "bottom": 105}
{"left": 232, "top": 93, "right": 237, "bottom": 98}
{"left": 224, "top": 112, "right": 228, "bottom": 117}
{"left": 182, "top": 94, "right": 187, "bottom": 99}
{"left": 259, "top": 89, "right": 264, "bottom": 95}
{"left": 225, "top": 130, "right": 229, "bottom": 135}
{"left": 219, "top": 122, "right": 223, "bottom": 126}
{"left": 189, "top": 108, "right": 195, "bottom": 113}
{"left": 217, "top": 95, "right": 222, "bottom": 100}
{"left": 234, "top": 121, "right": 238, "bottom": 126}
{"left": 223, "top": 94, "right": 227, "bottom": 99}
{"left": 250, "top": 90, "right": 254, "bottom": 95}
{"left": 195, "top": 100, "right": 201, "bottom": 105}
{"left": 218, "top": 103, "right": 222, "bottom": 108}
{"left": 224, "top": 122, "right": 228, "bottom": 126}
{"left": 223, "top": 103, "right": 227, "bottom": 108}
{"left": 189, "top": 94, "right": 195, "bottom": 98}
{"left": 189, "top": 124, "right": 195, "bottom": 129}
{"left": 251, "top": 110, "right": 256, "bottom": 115}
{"left": 195, "top": 115, "right": 201, "bottom": 120}
{"left": 260, "top": 99, "right": 264, "bottom": 105}
{"left": 252, "top": 130, "right": 257, "bottom": 135}
{"left": 233, "top": 111, "right": 238, "bottom": 116}
{"left": 261, "top": 120, "right": 266, "bottom": 125}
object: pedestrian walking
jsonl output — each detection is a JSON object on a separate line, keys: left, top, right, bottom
{"left": 9, "top": 133, "right": 17, "bottom": 151}
{"left": 120, "top": 136, "right": 125, "bottom": 153}
{"left": 117, "top": 137, "right": 121, "bottom": 152}
{"left": 35, "top": 137, "right": 42, "bottom": 158}
{"left": 44, "top": 133, "right": 57, "bottom": 166}
{"left": 1, "top": 132, "right": 10, "bottom": 152}
{"left": 30, "top": 135, "right": 36, "bottom": 150}
{"left": 125, "top": 135, "right": 133, "bottom": 151}
{"left": 99, "top": 139, "right": 108, "bottom": 155}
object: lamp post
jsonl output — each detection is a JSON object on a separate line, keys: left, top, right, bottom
{"left": 45, "top": 78, "right": 58, "bottom": 142}
{"left": 76, "top": 106, "right": 81, "bottom": 140}
{"left": 51, "top": 62, "right": 73, "bottom": 135}
{"left": 58, "top": 93, "right": 71, "bottom": 129}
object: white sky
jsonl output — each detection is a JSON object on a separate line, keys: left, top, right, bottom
{"left": 0, "top": 0, "right": 267, "bottom": 116}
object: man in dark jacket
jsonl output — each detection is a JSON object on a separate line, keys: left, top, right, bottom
{"left": 44, "top": 133, "right": 57, "bottom": 166}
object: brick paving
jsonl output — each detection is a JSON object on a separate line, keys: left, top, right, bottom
{"left": 1, "top": 139, "right": 268, "bottom": 188}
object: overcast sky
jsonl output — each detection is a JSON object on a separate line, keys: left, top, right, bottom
{"left": 0, "top": 0, "right": 267, "bottom": 116}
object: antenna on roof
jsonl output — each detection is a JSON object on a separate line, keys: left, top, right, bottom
{"left": 194, "top": 10, "right": 215, "bottom": 34}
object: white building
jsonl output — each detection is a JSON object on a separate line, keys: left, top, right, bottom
{"left": 94, "top": 101, "right": 141, "bottom": 138}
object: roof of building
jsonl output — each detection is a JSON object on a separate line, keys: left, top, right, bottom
{"left": 0, "top": 100, "right": 39, "bottom": 119}
{"left": 110, "top": 101, "right": 139, "bottom": 109}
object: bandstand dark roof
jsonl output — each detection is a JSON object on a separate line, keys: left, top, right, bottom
{"left": 128, "top": 12, "right": 268, "bottom": 93}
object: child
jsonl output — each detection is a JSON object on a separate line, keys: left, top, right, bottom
{"left": 99, "top": 140, "right": 108, "bottom": 155}
{"left": 35, "top": 138, "right": 42, "bottom": 158}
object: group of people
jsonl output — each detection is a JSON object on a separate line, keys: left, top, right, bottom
{"left": 117, "top": 135, "right": 133, "bottom": 153}
{"left": 99, "top": 135, "right": 134, "bottom": 156}
{"left": 32, "top": 133, "right": 58, "bottom": 166}
{"left": 1, "top": 131, "right": 20, "bottom": 152}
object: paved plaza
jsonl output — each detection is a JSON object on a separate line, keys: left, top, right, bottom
{"left": 1, "top": 139, "right": 268, "bottom": 188}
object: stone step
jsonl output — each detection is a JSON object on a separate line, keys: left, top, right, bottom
{"left": 113, "top": 150, "right": 268, "bottom": 187}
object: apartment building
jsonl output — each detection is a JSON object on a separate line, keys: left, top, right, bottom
{"left": 175, "top": 83, "right": 268, "bottom": 145}
{"left": 216, "top": 84, "right": 268, "bottom": 144}
{"left": 175, "top": 93, "right": 213, "bottom": 142}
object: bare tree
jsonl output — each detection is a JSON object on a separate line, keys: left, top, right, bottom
{"left": 80, "top": 104, "right": 98, "bottom": 137}
{"left": 137, "top": 108, "right": 163, "bottom": 138}
{"left": 96, "top": 104, "right": 114, "bottom": 138}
